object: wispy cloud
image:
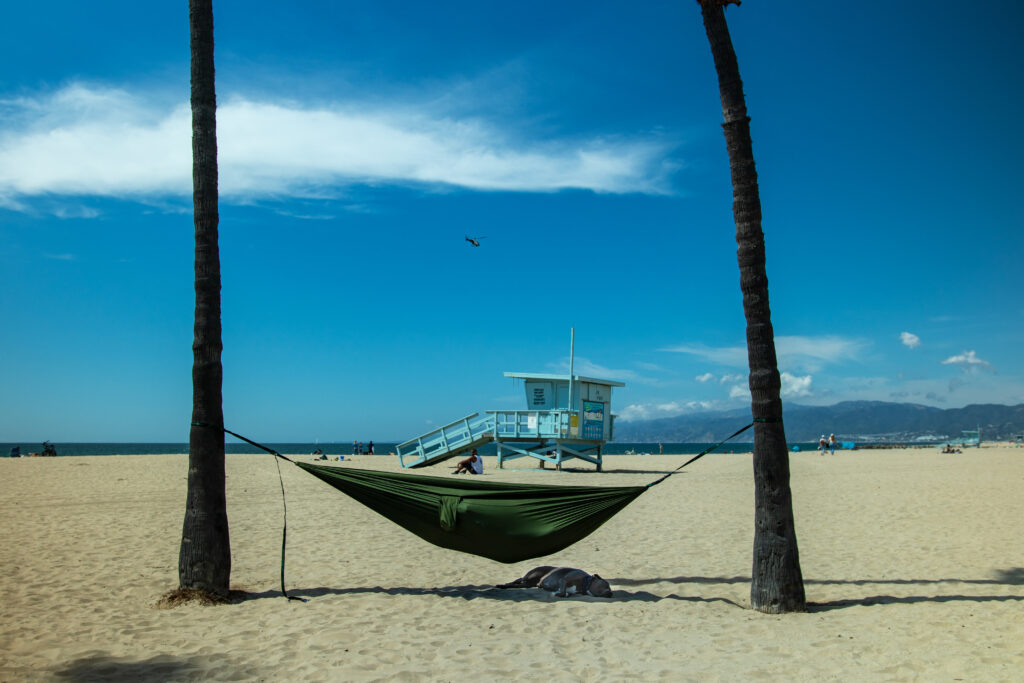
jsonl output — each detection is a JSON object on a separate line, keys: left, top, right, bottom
{"left": 899, "top": 331, "right": 921, "bottom": 349}
{"left": 53, "top": 205, "right": 100, "bottom": 219}
{"left": 546, "top": 357, "right": 658, "bottom": 386}
{"left": 695, "top": 372, "right": 714, "bottom": 383}
{"left": 0, "top": 84, "right": 675, "bottom": 207}
{"left": 661, "top": 335, "right": 866, "bottom": 373}
{"left": 660, "top": 343, "right": 746, "bottom": 366}
{"left": 775, "top": 335, "right": 867, "bottom": 371}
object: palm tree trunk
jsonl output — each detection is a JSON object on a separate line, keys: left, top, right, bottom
{"left": 697, "top": 0, "right": 805, "bottom": 613}
{"left": 179, "top": 0, "right": 230, "bottom": 597}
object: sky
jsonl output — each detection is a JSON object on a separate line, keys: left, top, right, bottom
{"left": 2, "top": 0, "right": 1022, "bottom": 443}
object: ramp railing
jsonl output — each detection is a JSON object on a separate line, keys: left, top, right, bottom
{"left": 396, "top": 412, "right": 495, "bottom": 467}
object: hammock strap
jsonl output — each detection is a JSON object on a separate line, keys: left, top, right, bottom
{"left": 190, "top": 421, "right": 304, "bottom": 602}
{"left": 646, "top": 419, "right": 763, "bottom": 488}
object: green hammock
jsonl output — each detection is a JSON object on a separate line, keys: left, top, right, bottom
{"left": 296, "top": 462, "right": 647, "bottom": 564}
{"left": 199, "top": 421, "right": 754, "bottom": 589}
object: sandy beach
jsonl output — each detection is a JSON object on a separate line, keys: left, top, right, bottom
{"left": 2, "top": 446, "right": 1022, "bottom": 681}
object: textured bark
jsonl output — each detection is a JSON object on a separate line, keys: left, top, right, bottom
{"left": 179, "top": 0, "right": 230, "bottom": 596}
{"left": 698, "top": 0, "right": 805, "bottom": 613}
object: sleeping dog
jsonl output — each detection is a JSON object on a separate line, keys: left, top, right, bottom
{"left": 497, "top": 565, "right": 612, "bottom": 598}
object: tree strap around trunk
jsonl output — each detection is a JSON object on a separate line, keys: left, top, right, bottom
{"left": 190, "top": 422, "right": 304, "bottom": 602}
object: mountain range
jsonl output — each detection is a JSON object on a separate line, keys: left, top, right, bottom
{"left": 612, "top": 401, "right": 1024, "bottom": 443}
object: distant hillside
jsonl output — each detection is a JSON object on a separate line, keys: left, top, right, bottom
{"left": 613, "top": 401, "right": 1024, "bottom": 443}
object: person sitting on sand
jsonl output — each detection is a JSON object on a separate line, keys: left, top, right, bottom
{"left": 453, "top": 449, "right": 483, "bottom": 475}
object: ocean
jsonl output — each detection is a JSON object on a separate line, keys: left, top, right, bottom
{"left": 3, "top": 441, "right": 837, "bottom": 457}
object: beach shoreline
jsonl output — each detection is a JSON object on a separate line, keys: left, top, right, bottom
{"left": 2, "top": 448, "right": 1022, "bottom": 681}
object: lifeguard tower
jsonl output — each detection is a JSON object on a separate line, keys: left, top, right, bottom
{"left": 395, "top": 370, "right": 624, "bottom": 471}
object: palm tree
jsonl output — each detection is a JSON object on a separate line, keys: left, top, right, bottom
{"left": 179, "top": 0, "right": 231, "bottom": 598}
{"left": 696, "top": 0, "right": 805, "bottom": 613}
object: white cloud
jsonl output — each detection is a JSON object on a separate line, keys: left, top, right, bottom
{"left": 617, "top": 404, "right": 653, "bottom": 421}
{"left": 0, "top": 84, "right": 674, "bottom": 206}
{"left": 941, "top": 350, "right": 993, "bottom": 372}
{"left": 728, "top": 384, "right": 750, "bottom": 400}
{"left": 616, "top": 399, "right": 718, "bottom": 422}
{"left": 719, "top": 373, "right": 744, "bottom": 384}
{"left": 900, "top": 332, "right": 921, "bottom": 349}
{"left": 780, "top": 372, "right": 812, "bottom": 397}
{"left": 695, "top": 372, "right": 714, "bottom": 383}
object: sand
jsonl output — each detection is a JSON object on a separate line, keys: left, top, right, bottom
{"left": 1, "top": 446, "right": 1022, "bottom": 681}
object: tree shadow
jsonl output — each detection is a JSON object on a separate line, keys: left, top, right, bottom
{"left": 608, "top": 568, "right": 1024, "bottom": 611}
{"left": 53, "top": 653, "right": 248, "bottom": 682}
{"left": 609, "top": 568, "right": 1024, "bottom": 588}
{"left": 808, "top": 593, "right": 1024, "bottom": 613}
{"left": 235, "top": 567, "right": 1023, "bottom": 611}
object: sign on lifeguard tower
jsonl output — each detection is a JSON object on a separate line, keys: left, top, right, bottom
{"left": 394, "top": 361, "right": 624, "bottom": 471}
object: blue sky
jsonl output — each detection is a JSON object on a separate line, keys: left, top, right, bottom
{"left": 2, "top": 1, "right": 1021, "bottom": 442}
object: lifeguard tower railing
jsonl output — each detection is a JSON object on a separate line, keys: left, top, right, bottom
{"left": 395, "top": 409, "right": 605, "bottom": 469}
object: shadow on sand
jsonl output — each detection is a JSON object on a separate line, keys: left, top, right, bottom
{"left": 53, "top": 653, "right": 255, "bottom": 682}
{"left": 235, "top": 567, "right": 1023, "bottom": 611}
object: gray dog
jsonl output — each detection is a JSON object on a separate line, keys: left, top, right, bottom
{"left": 497, "top": 565, "right": 613, "bottom": 598}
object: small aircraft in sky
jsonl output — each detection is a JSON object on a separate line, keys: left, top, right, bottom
{"left": 465, "top": 235, "right": 487, "bottom": 247}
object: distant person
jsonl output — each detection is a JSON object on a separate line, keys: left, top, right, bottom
{"left": 367, "top": 441, "right": 374, "bottom": 455}
{"left": 357, "top": 441, "right": 363, "bottom": 455}
{"left": 9, "top": 446, "right": 20, "bottom": 458}
{"left": 453, "top": 449, "right": 483, "bottom": 475}
{"left": 819, "top": 435, "right": 827, "bottom": 456}
{"left": 828, "top": 434, "right": 837, "bottom": 455}
{"left": 352, "top": 440, "right": 358, "bottom": 455}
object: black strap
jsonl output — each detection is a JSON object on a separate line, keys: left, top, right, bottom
{"left": 646, "top": 421, "right": 756, "bottom": 488}
{"left": 191, "top": 422, "right": 304, "bottom": 601}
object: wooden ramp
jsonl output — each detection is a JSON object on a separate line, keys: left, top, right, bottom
{"left": 396, "top": 413, "right": 495, "bottom": 468}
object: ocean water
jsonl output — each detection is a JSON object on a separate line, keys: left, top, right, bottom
{"left": 3, "top": 441, "right": 840, "bottom": 458}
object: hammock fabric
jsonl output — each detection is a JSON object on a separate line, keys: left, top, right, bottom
{"left": 295, "top": 462, "right": 646, "bottom": 564}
